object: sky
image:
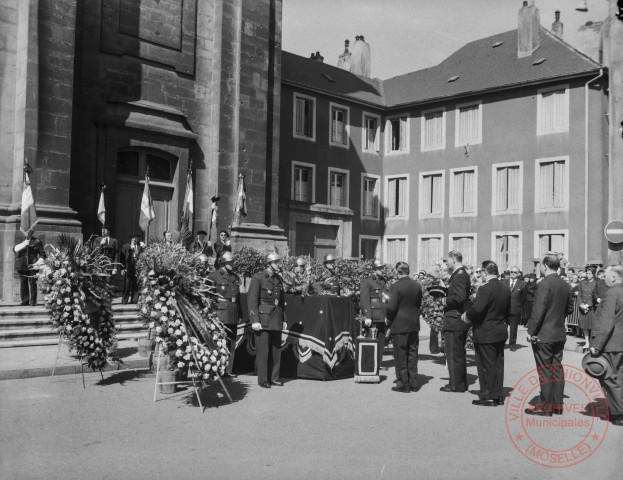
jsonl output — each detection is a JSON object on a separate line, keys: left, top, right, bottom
{"left": 282, "top": 0, "right": 610, "bottom": 79}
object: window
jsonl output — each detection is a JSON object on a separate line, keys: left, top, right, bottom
{"left": 419, "top": 171, "right": 445, "bottom": 218}
{"left": 492, "top": 232, "right": 521, "bottom": 271}
{"left": 386, "top": 116, "right": 409, "bottom": 153}
{"left": 293, "top": 93, "right": 315, "bottom": 140}
{"left": 363, "top": 113, "right": 380, "bottom": 152}
{"left": 421, "top": 109, "right": 445, "bottom": 151}
{"left": 328, "top": 168, "right": 349, "bottom": 207}
{"left": 492, "top": 162, "right": 522, "bottom": 214}
{"left": 537, "top": 86, "right": 569, "bottom": 135}
{"left": 385, "top": 236, "right": 408, "bottom": 266}
{"left": 455, "top": 102, "right": 482, "bottom": 146}
{"left": 450, "top": 234, "right": 476, "bottom": 268}
{"left": 418, "top": 235, "right": 443, "bottom": 272}
{"left": 360, "top": 236, "right": 381, "bottom": 260}
{"left": 386, "top": 175, "right": 408, "bottom": 218}
{"left": 450, "top": 168, "right": 477, "bottom": 217}
{"left": 361, "top": 174, "right": 380, "bottom": 219}
{"left": 329, "top": 103, "right": 349, "bottom": 147}
{"left": 535, "top": 157, "right": 568, "bottom": 212}
{"left": 292, "top": 162, "right": 315, "bottom": 203}
{"left": 117, "top": 148, "right": 176, "bottom": 182}
{"left": 534, "top": 230, "right": 568, "bottom": 259}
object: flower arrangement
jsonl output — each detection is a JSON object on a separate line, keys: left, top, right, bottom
{"left": 37, "top": 234, "right": 117, "bottom": 371}
{"left": 280, "top": 254, "right": 316, "bottom": 296}
{"left": 137, "top": 242, "right": 229, "bottom": 381}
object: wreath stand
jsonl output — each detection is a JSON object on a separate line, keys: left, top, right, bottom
{"left": 52, "top": 331, "right": 108, "bottom": 388}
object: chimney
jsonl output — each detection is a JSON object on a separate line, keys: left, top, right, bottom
{"left": 552, "top": 10, "right": 563, "bottom": 38}
{"left": 350, "top": 34, "right": 371, "bottom": 77}
{"left": 310, "top": 51, "right": 324, "bottom": 63}
{"left": 337, "top": 39, "right": 351, "bottom": 71}
{"left": 577, "top": 20, "right": 604, "bottom": 63}
{"left": 517, "top": 1, "right": 541, "bottom": 58}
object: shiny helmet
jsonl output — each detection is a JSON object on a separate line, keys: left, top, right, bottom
{"left": 198, "top": 254, "right": 209, "bottom": 264}
{"left": 220, "top": 252, "right": 235, "bottom": 264}
{"left": 296, "top": 256, "right": 306, "bottom": 267}
{"left": 372, "top": 258, "right": 384, "bottom": 269}
{"left": 323, "top": 254, "right": 336, "bottom": 264}
{"left": 265, "top": 252, "right": 282, "bottom": 264}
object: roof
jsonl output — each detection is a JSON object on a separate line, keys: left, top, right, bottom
{"left": 281, "top": 28, "right": 601, "bottom": 109}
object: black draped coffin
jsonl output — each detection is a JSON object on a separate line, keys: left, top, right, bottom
{"left": 232, "top": 294, "right": 357, "bottom": 380}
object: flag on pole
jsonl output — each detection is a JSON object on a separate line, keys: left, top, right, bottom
{"left": 233, "top": 173, "right": 247, "bottom": 226}
{"left": 20, "top": 164, "right": 38, "bottom": 233}
{"left": 179, "top": 170, "right": 194, "bottom": 249}
{"left": 139, "top": 174, "right": 155, "bottom": 232}
{"left": 97, "top": 186, "right": 106, "bottom": 226}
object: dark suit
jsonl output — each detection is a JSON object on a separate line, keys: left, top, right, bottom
{"left": 521, "top": 281, "right": 537, "bottom": 326}
{"left": 247, "top": 269, "right": 285, "bottom": 385}
{"left": 591, "top": 283, "right": 623, "bottom": 417}
{"left": 360, "top": 274, "right": 388, "bottom": 366}
{"left": 14, "top": 235, "right": 46, "bottom": 306}
{"left": 213, "top": 240, "right": 232, "bottom": 266}
{"left": 466, "top": 278, "right": 510, "bottom": 400}
{"left": 315, "top": 268, "right": 341, "bottom": 296}
{"left": 208, "top": 268, "right": 242, "bottom": 374}
{"left": 120, "top": 241, "right": 142, "bottom": 303}
{"left": 387, "top": 277, "right": 422, "bottom": 389}
{"left": 442, "top": 266, "right": 471, "bottom": 391}
{"left": 192, "top": 240, "right": 214, "bottom": 257}
{"left": 528, "top": 273, "right": 574, "bottom": 412}
{"left": 502, "top": 278, "right": 525, "bottom": 346}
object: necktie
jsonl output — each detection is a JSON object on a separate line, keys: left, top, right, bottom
{"left": 511, "top": 280, "right": 515, "bottom": 290}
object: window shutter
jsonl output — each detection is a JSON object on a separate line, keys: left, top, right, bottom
{"left": 552, "top": 234, "right": 564, "bottom": 254}
{"left": 553, "top": 161, "right": 565, "bottom": 208}
{"left": 464, "top": 170, "right": 474, "bottom": 213}
{"left": 398, "top": 178, "right": 406, "bottom": 215}
{"left": 432, "top": 174, "right": 442, "bottom": 214}
{"left": 399, "top": 118, "right": 406, "bottom": 150}
{"left": 540, "top": 162, "right": 554, "bottom": 208}
{"left": 388, "top": 179, "right": 397, "bottom": 216}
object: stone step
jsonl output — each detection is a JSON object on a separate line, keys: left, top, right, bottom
{"left": 0, "top": 331, "right": 147, "bottom": 348}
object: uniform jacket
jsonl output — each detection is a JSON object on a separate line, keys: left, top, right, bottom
{"left": 192, "top": 240, "right": 214, "bottom": 257}
{"left": 578, "top": 279, "right": 597, "bottom": 309}
{"left": 207, "top": 268, "right": 242, "bottom": 325}
{"left": 120, "top": 242, "right": 143, "bottom": 273}
{"left": 442, "top": 266, "right": 471, "bottom": 332}
{"left": 502, "top": 278, "right": 525, "bottom": 317}
{"left": 360, "top": 274, "right": 388, "bottom": 322}
{"left": 466, "top": 278, "right": 510, "bottom": 344}
{"left": 14, "top": 236, "right": 45, "bottom": 272}
{"left": 386, "top": 276, "right": 422, "bottom": 334}
{"left": 94, "top": 236, "right": 119, "bottom": 263}
{"left": 592, "top": 284, "right": 623, "bottom": 353}
{"left": 247, "top": 268, "right": 285, "bottom": 331}
{"left": 528, "top": 273, "right": 574, "bottom": 343}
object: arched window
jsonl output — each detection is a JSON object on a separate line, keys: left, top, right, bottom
{"left": 116, "top": 147, "right": 176, "bottom": 182}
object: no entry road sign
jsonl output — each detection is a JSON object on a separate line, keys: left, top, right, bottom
{"left": 605, "top": 220, "right": 623, "bottom": 244}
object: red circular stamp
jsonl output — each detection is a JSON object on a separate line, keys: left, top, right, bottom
{"left": 505, "top": 364, "right": 609, "bottom": 468}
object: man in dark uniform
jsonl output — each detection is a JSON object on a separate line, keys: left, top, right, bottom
{"left": 247, "top": 252, "right": 285, "bottom": 388}
{"left": 120, "top": 233, "right": 143, "bottom": 304}
{"left": 440, "top": 250, "right": 471, "bottom": 393}
{"left": 463, "top": 260, "right": 510, "bottom": 406}
{"left": 13, "top": 228, "right": 46, "bottom": 306}
{"left": 360, "top": 258, "right": 389, "bottom": 368}
{"left": 502, "top": 266, "right": 525, "bottom": 351}
{"left": 387, "top": 262, "right": 422, "bottom": 393}
{"left": 94, "top": 225, "right": 119, "bottom": 274}
{"left": 526, "top": 253, "right": 574, "bottom": 416}
{"left": 314, "top": 254, "right": 341, "bottom": 295}
{"left": 207, "top": 251, "right": 242, "bottom": 377}
{"left": 192, "top": 230, "right": 214, "bottom": 257}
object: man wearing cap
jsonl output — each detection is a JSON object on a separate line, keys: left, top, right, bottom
{"left": 590, "top": 265, "right": 623, "bottom": 426}
{"left": 387, "top": 262, "right": 422, "bottom": 393}
{"left": 247, "top": 253, "right": 285, "bottom": 388}
{"left": 525, "top": 253, "right": 574, "bottom": 416}
{"left": 120, "top": 233, "right": 143, "bottom": 304}
{"left": 502, "top": 266, "right": 525, "bottom": 352}
{"left": 440, "top": 250, "right": 472, "bottom": 393}
{"left": 13, "top": 228, "right": 46, "bottom": 306}
{"left": 360, "top": 259, "right": 389, "bottom": 368}
{"left": 314, "top": 254, "right": 341, "bottom": 295}
{"left": 208, "top": 251, "right": 242, "bottom": 377}
{"left": 192, "top": 230, "right": 214, "bottom": 257}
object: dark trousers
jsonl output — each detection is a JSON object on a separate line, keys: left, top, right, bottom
{"left": 532, "top": 341, "right": 565, "bottom": 411}
{"left": 224, "top": 324, "right": 238, "bottom": 375}
{"left": 508, "top": 314, "right": 521, "bottom": 345}
{"left": 123, "top": 271, "right": 138, "bottom": 303}
{"left": 443, "top": 330, "right": 468, "bottom": 391}
{"left": 19, "top": 271, "right": 37, "bottom": 306}
{"left": 256, "top": 330, "right": 281, "bottom": 384}
{"left": 392, "top": 331, "right": 419, "bottom": 388}
{"left": 599, "top": 351, "right": 623, "bottom": 417}
{"left": 474, "top": 341, "right": 505, "bottom": 399}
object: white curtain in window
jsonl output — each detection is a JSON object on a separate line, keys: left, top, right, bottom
{"left": 540, "top": 162, "right": 554, "bottom": 208}
{"left": 294, "top": 168, "right": 310, "bottom": 202}
{"left": 420, "top": 237, "right": 440, "bottom": 271}
{"left": 431, "top": 174, "right": 442, "bottom": 214}
{"left": 363, "top": 178, "right": 377, "bottom": 216}
{"left": 508, "top": 235, "right": 519, "bottom": 268}
{"left": 454, "top": 172, "right": 465, "bottom": 214}
{"left": 366, "top": 118, "right": 377, "bottom": 149}
{"left": 422, "top": 176, "right": 432, "bottom": 214}
{"left": 507, "top": 166, "right": 519, "bottom": 210}
{"left": 496, "top": 167, "right": 508, "bottom": 211}
{"left": 463, "top": 170, "right": 474, "bottom": 213}
{"left": 541, "top": 90, "right": 566, "bottom": 132}
{"left": 553, "top": 161, "right": 565, "bottom": 208}
{"left": 398, "top": 178, "right": 406, "bottom": 215}
{"left": 425, "top": 112, "right": 443, "bottom": 148}
{"left": 551, "top": 233, "right": 564, "bottom": 254}
{"left": 452, "top": 237, "right": 474, "bottom": 266}
{"left": 332, "top": 109, "right": 344, "bottom": 144}
{"left": 399, "top": 118, "right": 407, "bottom": 151}
{"left": 330, "top": 173, "right": 344, "bottom": 207}
{"left": 388, "top": 179, "right": 397, "bottom": 216}
{"left": 387, "top": 238, "right": 405, "bottom": 266}
{"left": 458, "top": 106, "right": 479, "bottom": 144}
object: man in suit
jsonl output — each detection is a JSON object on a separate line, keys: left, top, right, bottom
{"left": 13, "top": 228, "right": 46, "bottom": 306}
{"left": 463, "top": 260, "right": 510, "bottom": 406}
{"left": 590, "top": 265, "right": 623, "bottom": 426}
{"left": 502, "top": 266, "right": 525, "bottom": 351}
{"left": 192, "top": 230, "right": 214, "bottom": 257}
{"left": 208, "top": 251, "right": 242, "bottom": 377}
{"left": 440, "top": 250, "right": 472, "bottom": 393}
{"left": 247, "top": 252, "right": 285, "bottom": 388}
{"left": 120, "top": 233, "right": 143, "bottom": 304}
{"left": 360, "top": 258, "right": 389, "bottom": 368}
{"left": 94, "top": 225, "right": 119, "bottom": 272}
{"left": 526, "top": 253, "right": 574, "bottom": 416}
{"left": 387, "top": 262, "right": 422, "bottom": 393}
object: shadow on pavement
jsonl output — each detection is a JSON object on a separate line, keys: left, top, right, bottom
{"left": 182, "top": 378, "right": 250, "bottom": 409}
{"left": 579, "top": 398, "right": 609, "bottom": 420}
{"left": 96, "top": 369, "right": 150, "bottom": 386}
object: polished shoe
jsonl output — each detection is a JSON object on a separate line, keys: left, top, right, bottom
{"left": 391, "top": 386, "right": 410, "bottom": 393}
{"left": 472, "top": 398, "right": 496, "bottom": 406}
{"left": 410, "top": 384, "right": 421, "bottom": 392}
{"left": 610, "top": 415, "right": 623, "bottom": 426}
{"left": 122, "top": 298, "right": 128, "bottom": 305}
{"left": 270, "top": 380, "right": 284, "bottom": 386}
{"left": 509, "top": 344, "right": 518, "bottom": 352}
{"left": 495, "top": 397, "right": 505, "bottom": 406}
{"left": 553, "top": 406, "right": 564, "bottom": 415}
{"left": 524, "top": 407, "right": 552, "bottom": 417}
{"left": 259, "top": 382, "right": 271, "bottom": 388}
{"left": 20, "top": 302, "right": 29, "bottom": 306}
{"left": 440, "top": 385, "right": 464, "bottom": 393}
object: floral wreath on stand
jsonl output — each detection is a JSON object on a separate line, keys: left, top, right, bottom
{"left": 37, "top": 234, "right": 118, "bottom": 371}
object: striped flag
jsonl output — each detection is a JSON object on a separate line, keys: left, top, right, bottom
{"left": 139, "top": 175, "right": 155, "bottom": 232}
{"left": 20, "top": 169, "right": 38, "bottom": 233}
{"left": 97, "top": 188, "right": 106, "bottom": 226}
{"left": 179, "top": 171, "right": 193, "bottom": 248}
{"left": 233, "top": 173, "right": 247, "bottom": 226}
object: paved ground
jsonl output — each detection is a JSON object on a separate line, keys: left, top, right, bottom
{"left": 1, "top": 325, "right": 621, "bottom": 480}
